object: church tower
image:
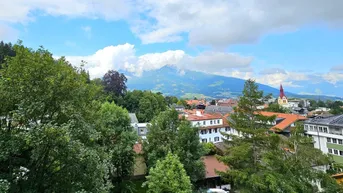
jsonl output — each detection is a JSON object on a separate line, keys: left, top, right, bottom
{"left": 278, "top": 84, "right": 288, "bottom": 106}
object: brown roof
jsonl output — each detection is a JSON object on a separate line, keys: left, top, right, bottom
{"left": 259, "top": 111, "right": 307, "bottom": 131}
{"left": 134, "top": 143, "right": 142, "bottom": 154}
{"left": 186, "top": 113, "right": 223, "bottom": 121}
{"left": 203, "top": 155, "right": 228, "bottom": 178}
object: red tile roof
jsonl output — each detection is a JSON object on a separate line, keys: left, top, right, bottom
{"left": 186, "top": 99, "right": 205, "bottom": 105}
{"left": 186, "top": 113, "right": 223, "bottom": 121}
{"left": 259, "top": 111, "right": 307, "bottom": 131}
{"left": 203, "top": 156, "right": 228, "bottom": 178}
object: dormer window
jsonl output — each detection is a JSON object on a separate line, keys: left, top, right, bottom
{"left": 210, "top": 120, "right": 213, "bottom": 124}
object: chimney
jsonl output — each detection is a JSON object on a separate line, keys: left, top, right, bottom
{"left": 196, "top": 110, "right": 202, "bottom": 116}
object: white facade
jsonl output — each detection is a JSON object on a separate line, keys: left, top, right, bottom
{"left": 191, "top": 119, "right": 223, "bottom": 127}
{"left": 305, "top": 122, "right": 343, "bottom": 162}
{"left": 188, "top": 118, "right": 237, "bottom": 143}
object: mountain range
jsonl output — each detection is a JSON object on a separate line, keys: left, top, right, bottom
{"left": 122, "top": 66, "right": 342, "bottom": 101}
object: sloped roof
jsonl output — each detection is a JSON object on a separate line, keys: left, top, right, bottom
{"left": 259, "top": 111, "right": 307, "bottom": 131}
{"left": 203, "top": 156, "right": 228, "bottom": 178}
{"left": 204, "top": 105, "right": 234, "bottom": 115}
{"left": 305, "top": 114, "right": 343, "bottom": 127}
{"left": 186, "top": 99, "right": 205, "bottom": 105}
{"left": 129, "top": 113, "right": 139, "bottom": 124}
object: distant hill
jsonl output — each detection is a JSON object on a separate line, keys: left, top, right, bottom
{"left": 122, "top": 66, "right": 343, "bottom": 101}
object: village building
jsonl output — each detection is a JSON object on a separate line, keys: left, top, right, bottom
{"left": 132, "top": 143, "right": 229, "bottom": 189}
{"left": 183, "top": 110, "right": 236, "bottom": 143}
{"left": 304, "top": 114, "right": 343, "bottom": 164}
{"left": 204, "top": 105, "right": 234, "bottom": 115}
{"left": 259, "top": 111, "right": 307, "bottom": 136}
{"left": 169, "top": 103, "right": 185, "bottom": 112}
{"left": 129, "top": 113, "right": 149, "bottom": 140}
{"left": 278, "top": 84, "right": 289, "bottom": 107}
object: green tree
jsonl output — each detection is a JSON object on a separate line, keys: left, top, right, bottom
{"left": 165, "top": 96, "right": 179, "bottom": 105}
{"left": 219, "top": 79, "right": 343, "bottom": 193}
{"left": 143, "top": 110, "right": 205, "bottom": 184}
{"left": 96, "top": 102, "right": 137, "bottom": 193}
{"left": 144, "top": 152, "right": 192, "bottom": 193}
{"left": 0, "top": 42, "right": 111, "bottom": 192}
{"left": 0, "top": 41, "right": 16, "bottom": 67}
{"left": 265, "top": 103, "right": 288, "bottom": 113}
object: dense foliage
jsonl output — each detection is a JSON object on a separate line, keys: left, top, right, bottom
{"left": 144, "top": 152, "right": 192, "bottom": 193}
{"left": 143, "top": 110, "right": 205, "bottom": 184}
{"left": 219, "top": 79, "right": 343, "bottom": 193}
{"left": 0, "top": 42, "right": 137, "bottom": 192}
{"left": 265, "top": 103, "right": 289, "bottom": 113}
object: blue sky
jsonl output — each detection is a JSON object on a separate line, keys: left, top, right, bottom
{"left": 1, "top": 0, "right": 343, "bottom": 96}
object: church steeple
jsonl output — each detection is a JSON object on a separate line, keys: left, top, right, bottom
{"left": 280, "top": 84, "right": 286, "bottom": 98}
{"left": 278, "top": 84, "right": 288, "bottom": 106}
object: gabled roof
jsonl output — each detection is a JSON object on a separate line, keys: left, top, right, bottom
{"left": 259, "top": 111, "right": 307, "bottom": 131}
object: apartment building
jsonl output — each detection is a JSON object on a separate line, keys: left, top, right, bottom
{"left": 304, "top": 115, "right": 343, "bottom": 163}
{"left": 184, "top": 110, "right": 236, "bottom": 143}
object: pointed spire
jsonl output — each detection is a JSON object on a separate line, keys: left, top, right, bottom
{"left": 280, "top": 84, "right": 286, "bottom": 98}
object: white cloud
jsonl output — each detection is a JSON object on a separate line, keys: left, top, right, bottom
{"left": 255, "top": 69, "right": 310, "bottom": 88}
{"left": 0, "top": 23, "right": 19, "bottom": 42}
{"left": 323, "top": 72, "right": 343, "bottom": 84}
{"left": 63, "top": 43, "right": 253, "bottom": 78}
{"left": 0, "top": 0, "right": 132, "bottom": 23}
{"left": 134, "top": 0, "right": 343, "bottom": 46}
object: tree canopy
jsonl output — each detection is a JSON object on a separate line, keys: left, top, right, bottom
{"left": 143, "top": 110, "right": 205, "bottom": 184}
{"left": 219, "top": 79, "right": 343, "bottom": 193}
{"left": 144, "top": 152, "right": 192, "bottom": 193}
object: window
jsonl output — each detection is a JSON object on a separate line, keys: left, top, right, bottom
{"left": 140, "top": 128, "right": 145, "bottom": 134}
{"left": 305, "top": 125, "right": 308, "bottom": 129}
{"left": 327, "top": 138, "right": 332, "bottom": 143}
{"left": 329, "top": 149, "right": 333, "bottom": 154}
{"left": 210, "top": 121, "right": 213, "bottom": 125}
{"left": 339, "top": 139, "right": 343, "bottom": 145}
{"left": 225, "top": 127, "right": 230, "bottom": 132}
{"left": 310, "top": 126, "right": 313, "bottom": 130}
{"left": 203, "top": 121, "right": 206, "bottom": 125}
{"left": 214, "top": 128, "right": 218, "bottom": 133}
{"left": 202, "top": 139, "right": 207, "bottom": 143}
{"left": 334, "top": 149, "right": 338, "bottom": 155}
{"left": 324, "top": 127, "right": 328, "bottom": 133}
{"left": 214, "top": 137, "right": 220, "bottom": 142}
{"left": 209, "top": 129, "right": 212, "bottom": 134}
{"left": 340, "top": 151, "right": 343, "bottom": 156}
{"left": 209, "top": 138, "right": 211, "bottom": 142}
{"left": 333, "top": 138, "right": 337, "bottom": 144}
{"left": 319, "top": 127, "right": 323, "bottom": 132}
{"left": 217, "top": 120, "right": 220, "bottom": 124}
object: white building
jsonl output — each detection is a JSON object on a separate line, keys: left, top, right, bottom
{"left": 129, "top": 113, "right": 149, "bottom": 140}
{"left": 304, "top": 115, "right": 343, "bottom": 164}
{"left": 184, "top": 110, "right": 236, "bottom": 143}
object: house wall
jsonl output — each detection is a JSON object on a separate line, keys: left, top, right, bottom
{"left": 305, "top": 123, "right": 343, "bottom": 164}
{"left": 133, "top": 155, "right": 147, "bottom": 177}
{"left": 198, "top": 127, "right": 240, "bottom": 143}
{"left": 191, "top": 119, "right": 222, "bottom": 127}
